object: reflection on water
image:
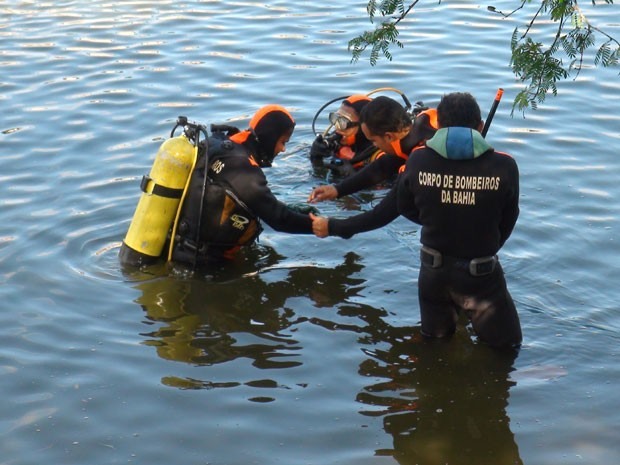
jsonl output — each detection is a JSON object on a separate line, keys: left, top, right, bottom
{"left": 132, "top": 249, "right": 367, "bottom": 392}
{"left": 357, "top": 326, "right": 522, "bottom": 464}
{"left": 3, "top": 1, "right": 620, "bottom": 463}
{"left": 133, "top": 243, "right": 523, "bottom": 463}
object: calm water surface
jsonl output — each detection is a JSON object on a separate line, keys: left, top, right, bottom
{"left": 1, "top": 1, "right": 619, "bottom": 464}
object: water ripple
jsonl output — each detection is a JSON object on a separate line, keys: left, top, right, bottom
{"left": 2, "top": 2, "right": 620, "bottom": 464}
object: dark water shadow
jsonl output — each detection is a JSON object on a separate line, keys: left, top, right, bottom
{"left": 127, "top": 246, "right": 372, "bottom": 391}
{"left": 126, "top": 245, "right": 523, "bottom": 463}
{"left": 356, "top": 322, "right": 523, "bottom": 465}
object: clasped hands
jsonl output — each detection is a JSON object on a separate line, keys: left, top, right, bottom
{"left": 306, "top": 183, "right": 340, "bottom": 238}
{"left": 309, "top": 213, "right": 328, "bottom": 238}
{"left": 289, "top": 183, "right": 340, "bottom": 237}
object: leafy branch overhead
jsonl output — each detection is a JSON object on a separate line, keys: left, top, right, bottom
{"left": 349, "top": 0, "right": 619, "bottom": 112}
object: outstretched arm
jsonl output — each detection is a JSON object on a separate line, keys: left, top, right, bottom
{"left": 334, "top": 154, "right": 404, "bottom": 198}
{"left": 312, "top": 184, "right": 401, "bottom": 240}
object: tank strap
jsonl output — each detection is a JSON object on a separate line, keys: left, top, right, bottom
{"left": 140, "top": 175, "right": 184, "bottom": 199}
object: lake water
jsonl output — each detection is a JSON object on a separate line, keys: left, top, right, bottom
{"left": 2, "top": 1, "right": 619, "bottom": 464}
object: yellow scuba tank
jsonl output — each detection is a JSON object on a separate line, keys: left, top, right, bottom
{"left": 119, "top": 117, "right": 205, "bottom": 267}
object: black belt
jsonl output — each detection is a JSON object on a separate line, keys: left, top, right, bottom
{"left": 420, "top": 246, "right": 497, "bottom": 277}
{"left": 140, "top": 175, "right": 184, "bottom": 199}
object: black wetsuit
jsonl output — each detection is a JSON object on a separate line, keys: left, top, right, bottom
{"left": 172, "top": 135, "right": 313, "bottom": 265}
{"left": 334, "top": 152, "right": 404, "bottom": 197}
{"left": 329, "top": 128, "right": 521, "bottom": 348}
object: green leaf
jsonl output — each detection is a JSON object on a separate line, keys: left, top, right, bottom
{"left": 354, "top": 0, "right": 618, "bottom": 113}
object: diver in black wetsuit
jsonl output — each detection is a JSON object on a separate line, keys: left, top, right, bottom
{"left": 171, "top": 105, "right": 315, "bottom": 266}
{"left": 309, "top": 94, "right": 381, "bottom": 177}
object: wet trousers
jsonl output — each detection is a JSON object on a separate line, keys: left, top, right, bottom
{"left": 417, "top": 258, "right": 522, "bottom": 348}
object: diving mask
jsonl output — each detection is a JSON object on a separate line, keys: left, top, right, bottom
{"left": 328, "top": 112, "right": 360, "bottom": 131}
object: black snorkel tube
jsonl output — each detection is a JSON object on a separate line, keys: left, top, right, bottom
{"left": 311, "top": 95, "right": 350, "bottom": 136}
{"left": 482, "top": 88, "right": 504, "bottom": 137}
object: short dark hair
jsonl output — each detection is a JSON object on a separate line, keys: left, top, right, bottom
{"left": 359, "top": 96, "right": 412, "bottom": 135}
{"left": 436, "top": 92, "right": 482, "bottom": 129}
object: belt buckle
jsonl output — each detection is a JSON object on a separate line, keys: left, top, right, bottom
{"left": 469, "top": 256, "right": 497, "bottom": 276}
{"left": 421, "top": 246, "right": 442, "bottom": 268}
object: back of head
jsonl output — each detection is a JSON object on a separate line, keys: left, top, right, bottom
{"left": 436, "top": 92, "right": 482, "bottom": 129}
{"left": 249, "top": 104, "right": 295, "bottom": 166}
{"left": 359, "top": 96, "right": 412, "bottom": 135}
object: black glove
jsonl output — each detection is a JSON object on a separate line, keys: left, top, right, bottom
{"left": 309, "top": 135, "right": 335, "bottom": 160}
{"left": 326, "top": 159, "right": 356, "bottom": 178}
{"left": 287, "top": 202, "right": 320, "bottom": 215}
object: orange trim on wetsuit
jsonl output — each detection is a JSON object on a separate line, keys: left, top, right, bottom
{"left": 336, "top": 144, "right": 383, "bottom": 169}
{"left": 344, "top": 94, "right": 372, "bottom": 106}
{"left": 249, "top": 105, "right": 294, "bottom": 130}
{"left": 368, "top": 148, "right": 384, "bottom": 163}
{"left": 345, "top": 133, "right": 407, "bottom": 165}
{"left": 391, "top": 138, "right": 410, "bottom": 161}
{"left": 420, "top": 108, "right": 438, "bottom": 132}
{"left": 230, "top": 130, "right": 251, "bottom": 144}
{"left": 337, "top": 145, "right": 355, "bottom": 161}
{"left": 394, "top": 110, "right": 438, "bottom": 172}
{"left": 339, "top": 133, "right": 356, "bottom": 147}
{"left": 398, "top": 140, "right": 429, "bottom": 174}
{"left": 229, "top": 130, "right": 261, "bottom": 167}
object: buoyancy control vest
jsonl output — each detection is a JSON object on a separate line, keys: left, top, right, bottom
{"left": 170, "top": 133, "right": 262, "bottom": 265}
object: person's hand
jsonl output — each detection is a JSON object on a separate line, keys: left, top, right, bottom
{"left": 308, "top": 184, "right": 338, "bottom": 203}
{"left": 310, "top": 213, "right": 329, "bottom": 238}
{"left": 309, "top": 135, "right": 334, "bottom": 160}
